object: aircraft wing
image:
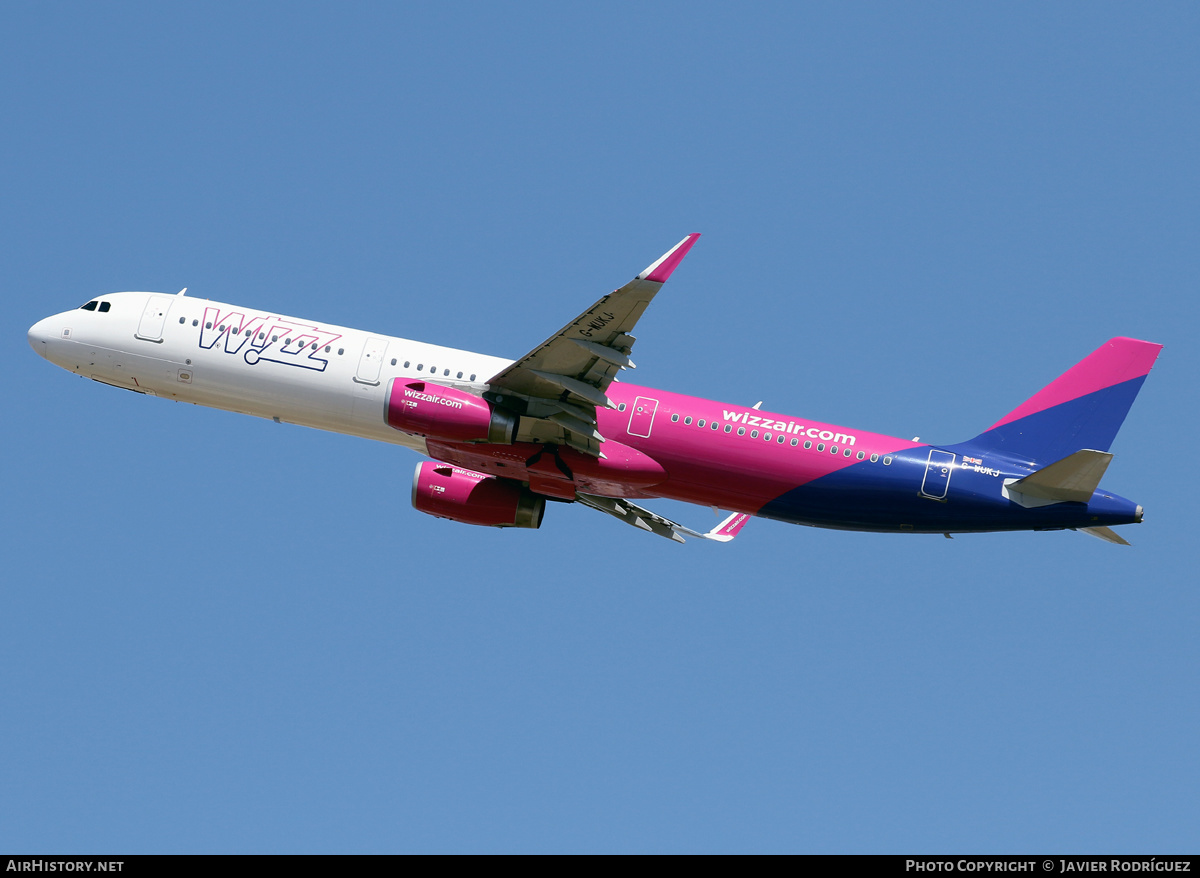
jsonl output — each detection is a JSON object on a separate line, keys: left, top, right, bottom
{"left": 485, "top": 234, "right": 700, "bottom": 455}
{"left": 576, "top": 492, "right": 750, "bottom": 543}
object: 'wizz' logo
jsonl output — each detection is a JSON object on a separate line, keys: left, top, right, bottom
{"left": 199, "top": 307, "right": 343, "bottom": 372}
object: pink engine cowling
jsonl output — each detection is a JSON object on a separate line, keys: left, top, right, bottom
{"left": 411, "top": 461, "right": 545, "bottom": 529}
{"left": 386, "top": 380, "right": 516, "bottom": 443}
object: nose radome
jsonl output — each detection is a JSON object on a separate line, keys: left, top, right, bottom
{"left": 28, "top": 316, "right": 54, "bottom": 357}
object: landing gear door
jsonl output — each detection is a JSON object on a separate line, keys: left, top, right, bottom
{"left": 920, "top": 449, "right": 956, "bottom": 500}
{"left": 627, "top": 396, "right": 659, "bottom": 438}
{"left": 135, "top": 296, "right": 173, "bottom": 343}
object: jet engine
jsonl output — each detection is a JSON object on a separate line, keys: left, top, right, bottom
{"left": 387, "top": 380, "right": 517, "bottom": 444}
{"left": 411, "top": 461, "right": 545, "bottom": 529}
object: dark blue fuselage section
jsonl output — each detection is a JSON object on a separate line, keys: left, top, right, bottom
{"left": 758, "top": 445, "right": 1141, "bottom": 533}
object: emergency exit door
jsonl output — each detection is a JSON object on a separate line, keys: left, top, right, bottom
{"left": 919, "top": 450, "right": 956, "bottom": 500}
{"left": 627, "top": 396, "right": 659, "bottom": 438}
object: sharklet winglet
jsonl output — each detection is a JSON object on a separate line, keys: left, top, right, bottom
{"left": 700, "top": 511, "right": 750, "bottom": 543}
{"left": 639, "top": 233, "right": 701, "bottom": 283}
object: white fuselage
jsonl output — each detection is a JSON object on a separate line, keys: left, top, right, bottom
{"left": 28, "top": 291, "right": 513, "bottom": 455}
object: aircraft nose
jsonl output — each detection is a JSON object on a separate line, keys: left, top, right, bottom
{"left": 28, "top": 316, "right": 54, "bottom": 357}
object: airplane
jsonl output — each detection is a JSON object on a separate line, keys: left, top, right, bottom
{"left": 27, "top": 234, "right": 1162, "bottom": 545}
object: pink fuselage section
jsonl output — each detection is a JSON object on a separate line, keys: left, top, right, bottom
{"left": 423, "top": 383, "right": 922, "bottom": 514}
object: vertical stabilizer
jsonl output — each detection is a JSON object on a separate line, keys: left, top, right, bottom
{"left": 967, "top": 338, "right": 1161, "bottom": 463}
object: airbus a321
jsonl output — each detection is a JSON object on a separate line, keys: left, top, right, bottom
{"left": 27, "top": 235, "right": 1161, "bottom": 545}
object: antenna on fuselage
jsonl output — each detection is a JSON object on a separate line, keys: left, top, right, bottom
{"left": 176, "top": 288, "right": 187, "bottom": 296}
{"left": 752, "top": 401, "right": 763, "bottom": 410}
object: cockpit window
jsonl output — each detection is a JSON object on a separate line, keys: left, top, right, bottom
{"left": 81, "top": 301, "right": 98, "bottom": 311}
{"left": 98, "top": 301, "right": 111, "bottom": 313}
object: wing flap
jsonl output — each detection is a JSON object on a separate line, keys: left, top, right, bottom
{"left": 529, "top": 370, "right": 615, "bottom": 409}
{"left": 570, "top": 338, "right": 635, "bottom": 369}
{"left": 548, "top": 410, "right": 605, "bottom": 443}
{"left": 485, "top": 235, "right": 700, "bottom": 453}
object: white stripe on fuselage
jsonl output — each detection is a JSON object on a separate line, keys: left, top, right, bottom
{"left": 41, "top": 291, "right": 510, "bottom": 453}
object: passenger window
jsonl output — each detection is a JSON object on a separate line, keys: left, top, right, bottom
{"left": 271, "top": 334, "right": 277, "bottom": 341}
{"left": 790, "top": 438, "right": 798, "bottom": 446}
{"left": 698, "top": 419, "right": 705, "bottom": 428}
{"left": 751, "top": 430, "right": 758, "bottom": 438}
{"left": 207, "top": 323, "right": 213, "bottom": 329}
{"left": 817, "top": 443, "right": 824, "bottom": 452}
{"left": 711, "top": 421, "right": 718, "bottom": 430}
{"left": 671, "top": 414, "right": 679, "bottom": 422}
{"left": 338, "top": 348, "right": 344, "bottom": 355}
{"left": 417, "top": 364, "right": 423, "bottom": 370}
{"left": 98, "top": 302, "right": 111, "bottom": 312}
{"left": 764, "top": 432, "right": 771, "bottom": 441}
{"left": 193, "top": 319, "right": 198, "bottom": 326}
{"left": 737, "top": 427, "right": 746, "bottom": 436}
{"left": 470, "top": 374, "right": 476, "bottom": 381}
{"left": 81, "top": 301, "right": 98, "bottom": 311}
{"left": 830, "top": 445, "right": 838, "bottom": 454}
{"left": 405, "top": 361, "right": 411, "bottom": 368}
{"left": 311, "top": 343, "right": 318, "bottom": 350}
{"left": 870, "top": 454, "right": 879, "bottom": 462}
{"left": 444, "top": 369, "right": 450, "bottom": 376}
{"left": 724, "top": 425, "right": 732, "bottom": 433}
{"left": 457, "top": 372, "right": 463, "bottom": 379}
{"left": 778, "top": 435, "right": 785, "bottom": 443}
{"left": 856, "top": 451, "right": 865, "bottom": 460}
{"left": 844, "top": 448, "right": 852, "bottom": 457}
{"left": 804, "top": 440, "right": 812, "bottom": 449}
{"left": 684, "top": 417, "right": 692, "bottom": 425}
{"left": 883, "top": 456, "right": 893, "bottom": 465}
{"left": 179, "top": 317, "right": 185, "bottom": 324}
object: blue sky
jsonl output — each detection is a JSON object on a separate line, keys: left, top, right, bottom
{"left": 3, "top": 2, "right": 1197, "bottom": 853}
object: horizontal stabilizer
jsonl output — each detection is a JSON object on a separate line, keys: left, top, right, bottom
{"left": 1077, "top": 525, "right": 1131, "bottom": 546}
{"left": 1006, "top": 449, "right": 1112, "bottom": 504}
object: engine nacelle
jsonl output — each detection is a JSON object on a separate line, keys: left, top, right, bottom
{"left": 411, "top": 461, "right": 545, "bottom": 529}
{"left": 386, "top": 380, "right": 516, "bottom": 443}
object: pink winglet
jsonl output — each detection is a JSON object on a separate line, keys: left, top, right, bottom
{"left": 710, "top": 511, "right": 750, "bottom": 540}
{"left": 641, "top": 233, "right": 701, "bottom": 283}
{"left": 989, "top": 337, "right": 1163, "bottom": 430}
